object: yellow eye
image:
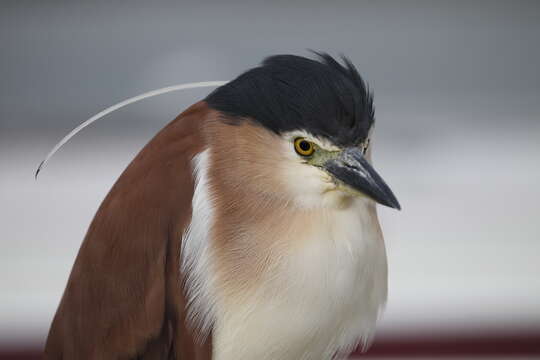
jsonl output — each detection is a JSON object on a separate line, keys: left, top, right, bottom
{"left": 294, "top": 137, "right": 315, "bottom": 157}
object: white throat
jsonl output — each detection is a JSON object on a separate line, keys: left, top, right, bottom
{"left": 181, "top": 149, "right": 388, "bottom": 360}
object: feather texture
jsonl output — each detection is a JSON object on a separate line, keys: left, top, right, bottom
{"left": 44, "top": 102, "right": 215, "bottom": 359}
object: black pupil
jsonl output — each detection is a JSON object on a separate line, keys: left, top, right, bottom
{"left": 299, "top": 141, "right": 311, "bottom": 152}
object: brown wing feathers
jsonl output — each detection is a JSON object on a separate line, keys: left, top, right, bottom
{"left": 44, "top": 102, "right": 214, "bottom": 359}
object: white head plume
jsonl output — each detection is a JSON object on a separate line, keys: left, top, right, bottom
{"left": 35, "top": 81, "right": 229, "bottom": 178}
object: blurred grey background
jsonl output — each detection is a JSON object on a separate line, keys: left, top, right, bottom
{"left": 1, "top": 0, "right": 539, "bottom": 353}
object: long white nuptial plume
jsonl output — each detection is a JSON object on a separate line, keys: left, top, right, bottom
{"left": 35, "top": 81, "right": 229, "bottom": 178}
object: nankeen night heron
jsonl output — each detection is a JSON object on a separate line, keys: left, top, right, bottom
{"left": 43, "top": 53, "right": 400, "bottom": 360}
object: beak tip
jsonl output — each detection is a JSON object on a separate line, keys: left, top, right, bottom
{"left": 383, "top": 197, "right": 401, "bottom": 211}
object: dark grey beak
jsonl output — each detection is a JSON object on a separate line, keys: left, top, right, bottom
{"left": 324, "top": 148, "right": 401, "bottom": 210}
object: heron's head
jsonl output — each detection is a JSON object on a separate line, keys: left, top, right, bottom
{"left": 205, "top": 53, "right": 400, "bottom": 210}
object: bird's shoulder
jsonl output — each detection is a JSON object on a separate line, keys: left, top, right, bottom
{"left": 44, "top": 101, "right": 216, "bottom": 359}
